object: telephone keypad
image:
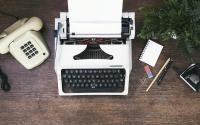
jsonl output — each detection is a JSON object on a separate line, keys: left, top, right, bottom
{"left": 20, "top": 41, "right": 39, "bottom": 59}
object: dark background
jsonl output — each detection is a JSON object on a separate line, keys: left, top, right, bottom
{"left": 0, "top": 0, "right": 199, "bottom": 125}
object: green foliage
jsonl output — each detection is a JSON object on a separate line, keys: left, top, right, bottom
{"left": 138, "top": 0, "right": 200, "bottom": 59}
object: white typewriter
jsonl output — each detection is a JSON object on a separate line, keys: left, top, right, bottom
{"left": 54, "top": 0, "right": 135, "bottom": 96}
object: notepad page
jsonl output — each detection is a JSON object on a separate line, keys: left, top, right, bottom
{"left": 139, "top": 40, "right": 163, "bottom": 67}
{"left": 68, "top": 0, "right": 123, "bottom": 35}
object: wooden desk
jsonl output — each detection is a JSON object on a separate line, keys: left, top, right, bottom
{"left": 0, "top": 0, "right": 199, "bottom": 125}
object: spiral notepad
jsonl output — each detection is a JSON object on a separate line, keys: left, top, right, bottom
{"left": 139, "top": 40, "right": 163, "bottom": 67}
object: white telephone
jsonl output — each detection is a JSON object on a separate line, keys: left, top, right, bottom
{"left": 0, "top": 17, "right": 49, "bottom": 69}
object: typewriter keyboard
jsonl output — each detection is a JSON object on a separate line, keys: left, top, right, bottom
{"left": 61, "top": 69, "right": 126, "bottom": 93}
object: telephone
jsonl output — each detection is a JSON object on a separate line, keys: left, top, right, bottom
{"left": 0, "top": 17, "right": 49, "bottom": 69}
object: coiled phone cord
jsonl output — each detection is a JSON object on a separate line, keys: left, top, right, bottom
{"left": 0, "top": 69, "right": 10, "bottom": 92}
{"left": 0, "top": 10, "right": 15, "bottom": 92}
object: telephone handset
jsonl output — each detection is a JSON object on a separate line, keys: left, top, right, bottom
{"left": 0, "top": 17, "right": 49, "bottom": 69}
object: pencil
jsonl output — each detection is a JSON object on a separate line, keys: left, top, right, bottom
{"left": 146, "top": 58, "right": 171, "bottom": 92}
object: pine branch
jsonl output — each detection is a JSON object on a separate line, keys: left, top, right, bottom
{"left": 138, "top": 0, "right": 200, "bottom": 58}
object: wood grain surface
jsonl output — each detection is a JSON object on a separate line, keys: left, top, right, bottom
{"left": 0, "top": 0, "right": 199, "bottom": 125}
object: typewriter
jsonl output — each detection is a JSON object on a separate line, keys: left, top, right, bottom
{"left": 54, "top": 0, "right": 135, "bottom": 96}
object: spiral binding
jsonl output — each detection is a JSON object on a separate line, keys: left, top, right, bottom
{"left": 139, "top": 40, "right": 150, "bottom": 60}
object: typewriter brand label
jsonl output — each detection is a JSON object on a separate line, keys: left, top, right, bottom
{"left": 110, "top": 65, "right": 123, "bottom": 68}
